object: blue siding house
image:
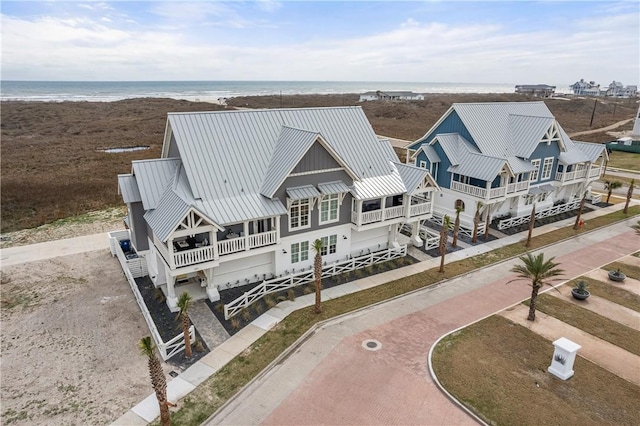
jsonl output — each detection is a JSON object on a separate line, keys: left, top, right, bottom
{"left": 406, "top": 102, "right": 607, "bottom": 232}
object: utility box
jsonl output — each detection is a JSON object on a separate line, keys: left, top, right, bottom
{"left": 548, "top": 337, "right": 581, "bottom": 380}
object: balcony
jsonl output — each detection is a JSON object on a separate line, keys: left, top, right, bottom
{"left": 451, "top": 180, "right": 529, "bottom": 200}
{"left": 218, "top": 230, "right": 277, "bottom": 256}
{"left": 409, "top": 201, "right": 432, "bottom": 217}
{"left": 555, "top": 168, "right": 587, "bottom": 183}
{"left": 174, "top": 245, "right": 216, "bottom": 268}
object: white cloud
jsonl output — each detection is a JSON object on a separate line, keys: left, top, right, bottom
{"left": 1, "top": 8, "right": 638, "bottom": 84}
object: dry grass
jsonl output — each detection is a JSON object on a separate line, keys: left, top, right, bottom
{"left": 432, "top": 315, "right": 640, "bottom": 426}
{"left": 2, "top": 95, "right": 635, "bottom": 233}
{"left": 603, "top": 261, "right": 640, "bottom": 280}
{"left": 531, "top": 294, "right": 640, "bottom": 356}
{"left": 606, "top": 152, "right": 640, "bottom": 172}
{"left": 575, "top": 277, "right": 640, "bottom": 312}
{"left": 0, "top": 99, "right": 226, "bottom": 232}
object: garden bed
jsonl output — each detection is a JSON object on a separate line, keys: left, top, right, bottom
{"left": 207, "top": 255, "right": 418, "bottom": 335}
{"left": 135, "top": 277, "right": 209, "bottom": 369}
{"left": 492, "top": 205, "right": 595, "bottom": 235}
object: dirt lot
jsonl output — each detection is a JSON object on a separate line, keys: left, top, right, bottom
{"left": 0, "top": 249, "right": 159, "bottom": 425}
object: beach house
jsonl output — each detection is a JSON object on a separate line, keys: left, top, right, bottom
{"left": 359, "top": 91, "right": 425, "bottom": 102}
{"left": 405, "top": 102, "right": 607, "bottom": 234}
{"left": 118, "top": 107, "right": 437, "bottom": 311}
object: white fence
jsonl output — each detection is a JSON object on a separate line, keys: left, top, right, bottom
{"left": 497, "top": 199, "right": 582, "bottom": 230}
{"left": 109, "top": 231, "right": 194, "bottom": 361}
{"left": 223, "top": 245, "right": 407, "bottom": 320}
{"left": 108, "top": 230, "right": 148, "bottom": 278}
{"left": 429, "top": 213, "right": 486, "bottom": 239}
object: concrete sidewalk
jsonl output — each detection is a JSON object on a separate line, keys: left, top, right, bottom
{"left": 111, "top": 202, "right": 639, "bottom": 425}
{"left": 0, "top": 233, "right": 110, "bottom": 267}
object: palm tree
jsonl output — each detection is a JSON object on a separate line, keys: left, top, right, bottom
{"left": 139, "top": 336, "right": 171, "bottom": 426}
{"left": 176, "top": 292, "right": 192, "bottom": 358}
{"left": 452, "top": 205, "right": 464, "bottom": 248}
{"left": 632, "top": 220, "right": 640, "bottom": 235}
{"left": 438, "top": 215, "right": 451, "bottom": 273}
{"left": 573, "top": 192, "right": 587, "bottom": 230}
{"left": 525, "top": 204, "right": 536, "bottom": 248}
{"left": 484, "top": 204, "right": 491, "bottom": 241}
{"left": 604, "top": 180, "right": 622, "bottom": 203}
{"left": 471, "top": 201, "right": 483, "bottom": 243}
{"left": 509, "top": 253, "right": 564, "bottom": 321}
{"left": 623, "top": 179, "right": 635, "bottom": 214}
{"left": 312, "top": 239, "right": 324, "bottom": 314}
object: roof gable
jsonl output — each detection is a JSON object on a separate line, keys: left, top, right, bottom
{"left": 132, "top": 158, "right": 181, "bottom": 210}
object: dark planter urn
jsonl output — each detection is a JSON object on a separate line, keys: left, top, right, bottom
{"left": 608, "top": 271, "right": 626, "bottom": 282}
{"left": 571, "top": 289, "right": 590, "bottom": 300}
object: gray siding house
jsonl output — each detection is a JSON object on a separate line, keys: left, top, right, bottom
{"left": 118, "top": 107, "right": 438, "bottom": 311}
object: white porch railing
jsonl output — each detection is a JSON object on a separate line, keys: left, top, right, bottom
{"left": 429, "top": 212, "right": 485, "bottom": 239}
{"left": 590, "top": 194, "right": 602, "bottom": 204}
{"left": 353, "top": 209, "right": 383, "bottom": 225}
{"left": 497, "top": 199, "right": 582, "bottom": 230}
{"left": 174, "top": 245, "right": 215, "bottom": 268}
{"left": 451, "top": 181, "right": 487, "bottom": 198}
{"left": 507, "top": 181, "right": 530, "bottom": 194}
{"left": 218, "top": 236, "right": 246, "bottom": 255}
{"left": 409, "top": 201, "right": 432, "bottom": 217}
{"left": 489, "top": 186, "right": 506, "bottom": 199}
{"left": 384, "top": 205, "right": 405, "bottom": 220}
{"left": 223, "top": 245, "right": 407, "bottom": 319}
{"left": 420, "top": 227, "right": 441, "bottom": 250}
{"left": 248, "top": 230, "right": 277, "bottom": 248}
{"left": 555, "top": 168, "right": 588, "bottom": 183}
{"left": 589, "top": 167, "right": 602, "bottom": 178}
{"left": 109, "top": 231, "right": 194, "bottom": 361}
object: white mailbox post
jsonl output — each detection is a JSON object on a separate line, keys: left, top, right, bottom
{"left": 548, "top": 337, "right": 581, "bottom": 380}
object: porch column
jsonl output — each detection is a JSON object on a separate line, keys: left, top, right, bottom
{"left": 166, "top": 268, "right": 178, "bottom": 312}
{"left": 204, "top": 269, "right": 220, "bottom": 302}
{"left": 244, "top": 221, "right": 250, "bottom": 251}
{"left": 380, "top": 197, "right": 386, "bottom": 222}
{"left": 210, "top": 230, "right": 219, "bottom": 260}
{"left": 410, "top": 221, "right": 422, "bottom": 247}
{"left": 167, "top": 237, "right": 176, "bottom": 269}
{"left": 275, "top": 216, "right": 281, "bottom": 243}
{"left": 404, "top": 194, "right": 411, "bottom": 219}
{"left": 485, "top": 180, "right": 491, "bottom": 200}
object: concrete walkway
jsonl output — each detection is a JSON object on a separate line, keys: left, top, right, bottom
{"left": 0, "top": 233, "right": 109, "bottom": 267}
{"left": 501, "top": 306, "right": 640, "bottom": 386}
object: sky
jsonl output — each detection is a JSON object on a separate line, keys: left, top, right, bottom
{"left": 1, "top": 0, "right": 638, "bottom": 84}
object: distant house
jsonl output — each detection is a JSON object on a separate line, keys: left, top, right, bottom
{"left": 359, "top": 91, "right": 425, "bottom": 102}
{"left": 515, "top": 84, "right": 556, "bottom": 97}
{"left": 118, "top": 107, "right": 438, "bottom": 312}
{"left": 405, "top": 102, "right": 607, "bottom": 235}
{"left": 606, "top": 81, "right": 637, "bottom": 97}
{"left": 570, "top": 79, "right": 601, "bottom": 96}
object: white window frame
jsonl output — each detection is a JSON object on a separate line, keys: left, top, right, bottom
{"left": 530, "top": 159, "right": 541, "bottom": 182}
{"left": 540, "top": 157, "right": 554, "bottom": 180}
{"left": 524, "top": 194, "right": 535, "bottom": 205}
{"left": 419, "top": 160, "right": 427, "bottom": 168}
{"left": 291, "top": 241, "right": 309, "bottom": 263}
{"left": 320, "top": 234, "right": 337, "bottom": 256}
{"left": 319, "top": 194, "right": 340, "bottom": 225}
{"left": 289, "top": 198, "right": 311, "bottom": 231}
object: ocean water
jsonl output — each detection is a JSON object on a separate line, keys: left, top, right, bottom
{"left": 0, "top": 80, "right": 527, "bottom": 103}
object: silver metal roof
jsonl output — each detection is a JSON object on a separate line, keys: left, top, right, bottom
{"left": 118, "top": 174, "right": 142, "bottom": 203}
{"left": 573, "top": 141, "right": 606, "bottom": 162}
{"left": 318, "top": 181, "right": 351, "bottom": 195}
{"left": 162, "top": 107, "right": 399, "bottom": 222}
{"left": 287, "top": 185, "right": 321, "bottom": 200}
{"left": 260, "top": 126, "right": 320, "bottom": 198}
{"left": 453, "top": 102, "right": 553, "bottom": 158}
{"left": 509, "top": 114, "right": 554, "bottom": 158}
{"left": 144, "top": 184, "right": 191, "bottom": 242}
{"left": 529, "top": 184, "right": 555, "bottom": 195}
{"left": 507, "top": 156, "right": 536, "bottom": 174}
{"left": 132, "top": 158, "right": 181, "bottom": 210}
{"left": 422, "top": 145, "right": 441, "bottom": 163}
{"left": 437, "top": 134, "right": 507, "bottom": 181}
{"left": 394, "top": 162, "right": 437, "bottom": 194}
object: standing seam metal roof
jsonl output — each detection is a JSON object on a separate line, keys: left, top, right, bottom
{"left": 132, "top": 158, "right": 181, "bottom": 210}
{"left": 118, "top": 174, "right": 142, "bottom": 203}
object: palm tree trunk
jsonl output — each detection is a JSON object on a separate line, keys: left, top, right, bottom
{"left": 149, "top": 356, "right": 170, "bottom": 426}
{"left": 606, "top": 189, "right": 612, "bottom": 203}
{"left": 525, "top": 204, "right": 535, "bottom": 248}
{"left": 573, "top": 194, "right": 586, "bottom": 230}
{"left": 159, "top": 401, "right": 171, "bottom": 426}
{"left": 452, "top": 214, "right": 460, "bottom": 248}
{"left": 439, "top": 250, "right": 446, "bottom": 273}
{"left": 314, "top": 253, "right": 322, "bottom": 314}
{"left": 484, "top": 205, "right": 491, "bottom": 241}
{"left": 527, "top": 288, "right": 538, "bottom": 321}
{"left": 182, "top": 315, "right": 192, "bottom": 358}
{"left": 623, "top": 181, "right": 634, "bottom": 214}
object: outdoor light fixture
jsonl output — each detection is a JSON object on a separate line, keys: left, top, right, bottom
{"left": 343, "top": 235, "right": 347, "bottom": 239}
{"left": 282, "top": 249, "right": 287, "bottom": 254}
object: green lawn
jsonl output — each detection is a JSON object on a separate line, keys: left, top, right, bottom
{"left": 606, "top": 151, "right": 640, "bottom": 172}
